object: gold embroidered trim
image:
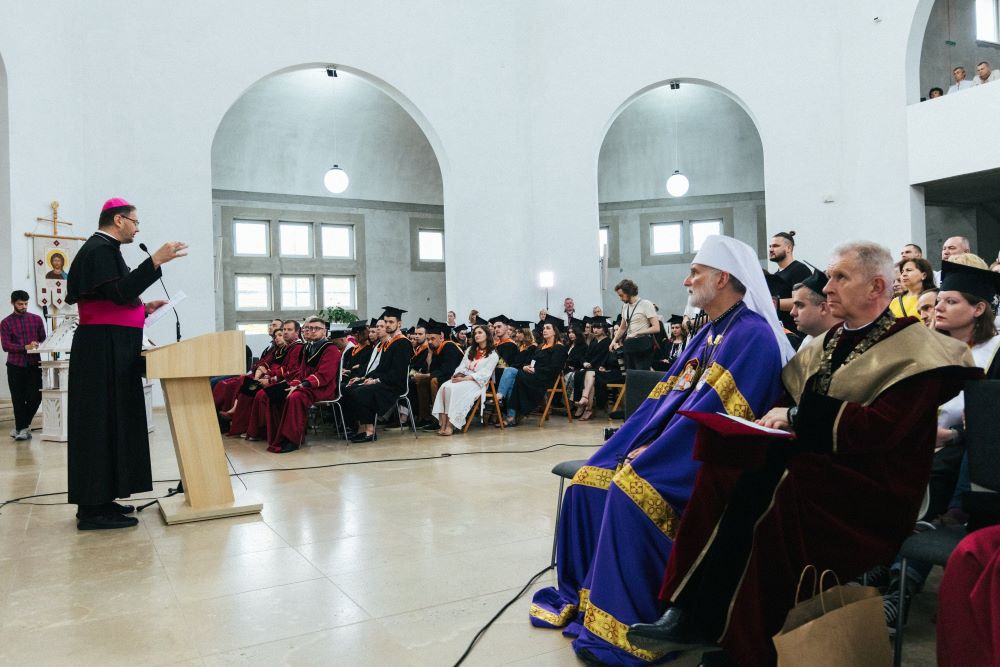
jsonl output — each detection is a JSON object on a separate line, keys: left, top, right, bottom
{"left": 703, "top": 362, "right": 754, "bottom": 421}
{"left": 647, "top": 377, "right": 677, "bottom": 399}
{"left": 583, "top": 597, "right": 662, "bottom": 661}
{"left": 569, "top": 466, "right": 615, "bottom": 490}
{"left": 529, "top": 601, "right": 576, "bottom": 627}
{"left": 579, "top": 588, "right": 591, "bottom": 616}
{"left": 613, "top": 464, "right": 679, "bottom": 539}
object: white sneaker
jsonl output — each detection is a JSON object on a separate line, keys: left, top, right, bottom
{"left": 14, "top": 430, "right": 30, "bottom": 441}
{"left": 21, "top": 429, "right": 32, "bottom": 439}
{"left": 8, "top": 428, "right": 17, "bottom": 438}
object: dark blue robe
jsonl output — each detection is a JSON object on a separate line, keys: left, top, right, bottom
{"left": 529, "top": 302, "right": 784, "bottom": 665}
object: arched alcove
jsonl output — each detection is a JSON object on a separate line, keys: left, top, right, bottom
{"left": 210, "top": 65, "right": 445, "bottom": 332}
{"left": 596, "top": 81, "right": 766, "bottom": 316}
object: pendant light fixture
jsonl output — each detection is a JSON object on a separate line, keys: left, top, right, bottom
{"left": 323, "top": 67, "right": 349, "bottom": 194}
{"left": 665, "top": 83, "right": 689, "bottom": 197}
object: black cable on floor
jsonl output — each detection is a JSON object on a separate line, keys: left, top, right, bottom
{"left": 0, "top": 443, "right": 598, "bottom": 512}
{"left": 452, "top": 563, "right": 556, "bottom": 667}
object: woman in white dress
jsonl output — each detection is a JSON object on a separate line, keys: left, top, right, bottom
{"left": 432, "top": 324, "right": 499, "bottom": 435}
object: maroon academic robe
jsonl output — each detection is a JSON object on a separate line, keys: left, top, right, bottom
{"left": 658, "top": 317, "right": 978, "bottom": 666}
{"left": 266, "top": 341, "right": 342, "bottom": 450}
{"left": 213, "top": 346, "right": 275, "bottom": 412}
{"left": 228, "top": 342, "right": 302, "bottom": 437}
{"left": 247, "top": 342, "right": 304, "bottom": 439}
{"left": 938, "top": 525, "right": 1000, "bottom": 666}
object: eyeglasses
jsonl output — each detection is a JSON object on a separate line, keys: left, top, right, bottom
{"left": 302, "top": 325, "right": 326, "bottom": 331}
{"left": 120, "top": 216, "right": 140, "bottom": 226}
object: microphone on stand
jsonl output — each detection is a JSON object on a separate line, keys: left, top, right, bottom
{"left": 139, "top": 243, "right": 181, "bottom": 342}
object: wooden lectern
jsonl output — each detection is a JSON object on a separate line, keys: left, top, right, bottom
{"left": 144, "top": 330, "right": 263, "bottom": 524}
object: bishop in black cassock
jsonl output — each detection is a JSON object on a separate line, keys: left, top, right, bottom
{"left": 65, "top": 198, "right": 186, "bottom": 530}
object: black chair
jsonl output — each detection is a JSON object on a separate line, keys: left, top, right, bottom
{"left": 892, "top": 380, "right": 1000, "bottom": 666}
{"left": 547, "top": 369, "right": 667, "bottom": 566}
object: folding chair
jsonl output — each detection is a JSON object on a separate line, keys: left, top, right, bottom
{"left": 312, "top": 393, "right": 349, "bottom": 442}
{"left": 392, "top": 375, "right": 419, "bottom": 439}
{"left": 464, "top": 379, "right": 505, "bottom": 433}
{"left": 538, "top": 374, "right": 574, "bottom": 427}
{"left": 605, "top": 383, "right": 625, "bottom": 415}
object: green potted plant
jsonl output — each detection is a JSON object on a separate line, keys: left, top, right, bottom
{"left": 319, "top": 306, "right": 359, "bottom": 325}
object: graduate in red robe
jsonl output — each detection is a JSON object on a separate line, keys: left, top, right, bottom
{"left": 65, "top": 197, "right": 187, "bottom": 531}
{"left": 266, "top": 317, "right": 342, "bottom": 453}
{"left": 937, "top": 525, "right": 1000, "bottom": 666}
{"left": 213, "top": 319, "right": 282, "bottom": 413}
{"left": 227, "top": 320, "right": 302, "bottom": 437}
{"left": 628, "top": 242, "right": 979, "bottom": 666}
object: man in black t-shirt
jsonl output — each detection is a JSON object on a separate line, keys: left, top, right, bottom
{"left": 767, "top": 231, "right": 812, "bottom": 332}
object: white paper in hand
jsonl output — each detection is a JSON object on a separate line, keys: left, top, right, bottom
{"left": 716, "top": 412, "right": 792, "bottom": 436}
{"left": 145, "top": 290, "right": 187, "bottom": 327}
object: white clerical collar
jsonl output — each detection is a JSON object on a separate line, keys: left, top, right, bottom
{"left": 95, "top": 230, "right": 118, "bottom": 241}
{"left": 842, "top": 318, "right": 878, "bottom": 332}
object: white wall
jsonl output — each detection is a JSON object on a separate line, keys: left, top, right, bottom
{"left": 907, "top": 82, "right": 1000, "bottom": 183}
{"left": 0, "top": 0, "right": 938, "bottom": 351}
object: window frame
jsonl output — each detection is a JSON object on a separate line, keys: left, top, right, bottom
{"left": 976, "top": 0, "right": 1000, "bottom": 45}
{"left": 322, "top": 275, "right": 357, "bottom": 309}
{"left": 409, "top": 215, "right": 445, "bottom": 272}
{"left": 417, "top": 228, "right": 445, "bottom": 263}
{"left": 278, "top": 221, "right": 314, "bottom": 258}
{"left": 234, "top": 274, "right": 272, "bottom": 311}
{"left": 279, "top": 274, "right": 316, "bottom": 310}
{"left": 232, "top": 219, "right": 270, "bottom": 257}
{"left": 639, "top": 207, "right": 735, "bottom": 266}
{"left": 320, "top": 223, "right": 355, "bottom": 259}
{"left": 649, "top": 220, "right": 685, "bottom": 256}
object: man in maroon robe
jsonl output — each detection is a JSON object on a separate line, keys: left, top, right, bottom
{"left": 628, "top": 241, "right": 979, "bottom": 666}
{"left": 244, "top": 319, "right": 302, "bottom": 440}
{"left": 213, "top": 318, "right": 283, "bottom": 413}
{"left": 266, "top": 316, "right": 342, "bottom": 453}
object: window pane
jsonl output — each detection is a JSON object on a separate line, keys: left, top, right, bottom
{"left": 691, "top": 220, "right": 722, "bottom": 252}
{"left": 599, "top": 228, "right": 609, "bottom": 255}
{"left": 418, "top": 229, "right": 444, "bottom": 262}
{"left": 321, "top": 225, "right": 353, "bottom": 258}
{"left": 237, "top": 322, "right": 270, "bottom": 335}
{"left": 279, "top": 223, "right": 312, "bottom": 257}
{"left": 233, "top": 220, "right": 268, "bottom": 256}
{"left": 235, "top": 275, "right": 270, "bottom": 309}
{"left": 976, "top": 0, "right": 999, "bottom": 42}
{"left": 323, "top": 276, "right": 355, "bottom": 308}
{"left": 281, "top": 276, "right": 314, "bottom": 309}
{"left": 651, "top": 223, "right": 682, "bottom": 254}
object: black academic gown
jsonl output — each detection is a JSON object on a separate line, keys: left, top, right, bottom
{"left": 510, "top": 343, "right": 569, "bottom": 414}
{"left": 65, "top": 233, "right": 161, "bottom": 506}
{"left": 345, "top": 335, "right": 413, "bottom": 423}
{"left": 429, "top": 341, "right": 464, "bottom": 384}
{"left": 495, "top": 340, "right": 519, "bottom": 367}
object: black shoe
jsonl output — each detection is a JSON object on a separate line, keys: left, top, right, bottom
{"left": 575, "top": 647, "right": 605, "bottom": 666}
{"left": 77, "top": 513, "right": 139, "bottom": 531}
{"left": 419, "top": 421, "right": 441, "bottom": 432}
{"left": 609, "top": 409, "right": 625, "bottom": 420}
{"left": 626, "top": 607, "right": 711, "bottom": 653}
{"left": 349, "top": 432, "right": 378, "bottom": 443}
{"left": 277, "top": 440, "right": 299, "bottom": 454}
{"left": 75, "top": 502, "right": 136, "bottom": 519}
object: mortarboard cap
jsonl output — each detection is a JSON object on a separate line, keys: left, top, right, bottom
{"left": 568, "top": 316, "right": 585, "bottom": 329}
{"left": 349, "top": 320, "right": 368, "bottom": 332}
{"left": 488, "top": 315, "right": 510, "bottom": 325}
{"left": 667, "top": 314, "right": 684, "bottom": 325}
{"left": 939, "top": 261, "right": 1000, "bottom": 304}
{"left": 510, "top": 319, "right": 532, "bottom": 329}
{"left": 799, "top": 269, "right": 829, "bottom": 297}
{"left": 329, "top": 328, "right": 349, "bottom": 339}
{"left": 416, "top": 318, "right": 430, "bottom": 328}
{"left": 453, "top": 324, "right": 469, "bottom": 334}
{"left": 404, "top": 327, "right": 414, "bottom": 335}
{"left": 369, "top": 318, "right": 379, "bottom": 327}
{"left": 380, "top": 306, "right": 407, "bottom": 320}
{"left": 541, "top": 314, "right": 564, "bottom": 332}
{"left": 473, "top": 316, "right": 488, "bottom": 326}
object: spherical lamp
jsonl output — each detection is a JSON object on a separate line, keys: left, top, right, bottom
{"left": 324, "top": 165, "right": 350, "bottom": 194}
{"left": 666, "top": 171, "right": 689, "bottom": 197}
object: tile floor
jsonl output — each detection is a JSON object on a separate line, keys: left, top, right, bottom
{"left": 0, "top": 412, "right": 938, "bottom": 666}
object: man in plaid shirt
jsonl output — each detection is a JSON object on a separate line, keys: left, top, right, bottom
{"left": 1, "top": 290, "right": 46, "bottom": 440}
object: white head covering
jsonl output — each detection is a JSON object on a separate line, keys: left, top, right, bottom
{"left": 692, "top": 235, "right": 796, "bottom": 364}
